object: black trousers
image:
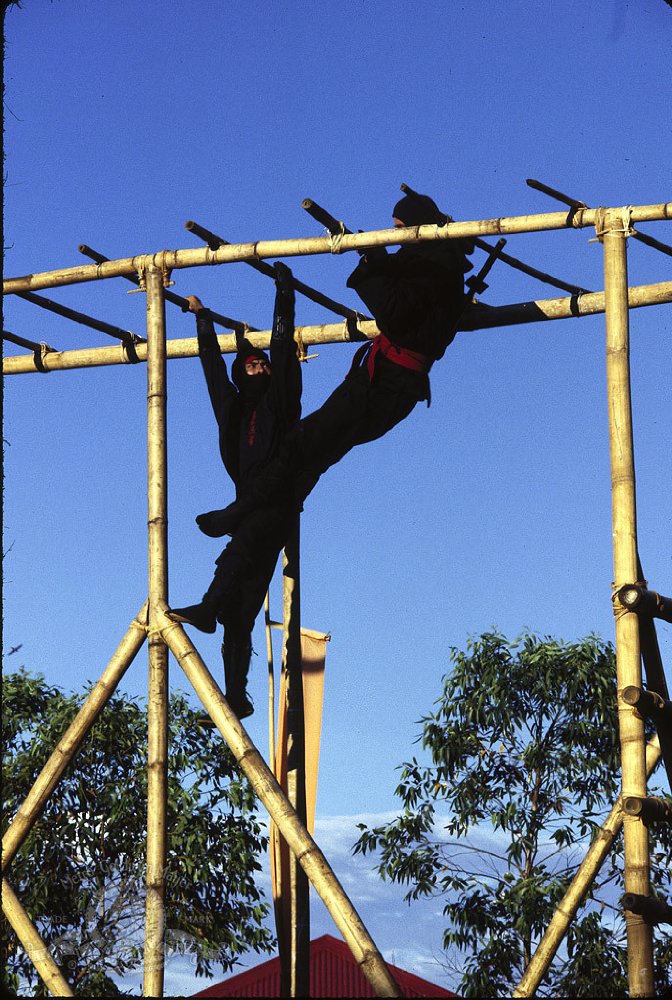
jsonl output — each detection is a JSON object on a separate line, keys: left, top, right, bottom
{"left": 204, "top": 362, "right": 418, "bottom": 692}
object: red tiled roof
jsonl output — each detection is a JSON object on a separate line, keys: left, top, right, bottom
{"left": 193, "top": 934, "right": 457, "bottom": 998}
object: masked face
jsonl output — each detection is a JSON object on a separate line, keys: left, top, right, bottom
{"left": 232, "top": 351, "right": 271, "bottom": 408}
{"left": 244, "top": 357, "right": 271, "bottom": 376}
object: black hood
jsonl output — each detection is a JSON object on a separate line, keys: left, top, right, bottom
{"left": 232, "top": 342, "right": 271, "bottom": 409}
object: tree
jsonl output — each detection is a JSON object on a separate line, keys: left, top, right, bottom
{"left": 1, "top": 668, "right": 275, "bottom": 996}
{"left": 354, "top": 631, "right": 672, "bottom": 998}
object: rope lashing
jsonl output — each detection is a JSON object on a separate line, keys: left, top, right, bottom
{"left": 590, "top": 206, "right": 635, "bottom": 243}
{"left": 32, "top": 343, "right": 53, "bottom": 373}
{"left": 328, "top": 221, "right": 347, "bottom": 254}
{"left": 295, "top": 328, "right": 318, "bottom": 362}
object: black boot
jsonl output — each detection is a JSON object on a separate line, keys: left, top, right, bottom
{"left": 169, "top": 601, "right": 217, "bottom": 634}
{"left": 223, "top": 633, "right": 254, "bottom": 720}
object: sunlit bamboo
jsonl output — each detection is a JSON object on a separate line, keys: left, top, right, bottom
{"left": 603, "top": 210, "right": 653, "bottom": 998}
{"left": 161, "top": 617, "right": 402, "bottom": 998}
{"left": 514, "top": 737, "right": 661, "bottom": 998}
{"left": 143, "top": 267, "right": 169, "bottom": 998}
{"left": 5, "top": 280, "right": 671, "bottom": 375}
{"left": 3, "top": 204, "right": 670, "bottom": 294}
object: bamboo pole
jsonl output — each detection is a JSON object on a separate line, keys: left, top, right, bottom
{"left": 602, "top": 210, "right": 654, "bottom": 998}
{"left": 4, "top": 205, "right": 670, "bottom": 295}
{"left": 513, "top": 737, "right": 662, "bottom": 998}
{"left": 4, "top": 279, "right": 672, "bottom": 376}
{"left": 143, "top": 266, "right": 169, "bottom": 998}
{"left": 16, "top": 290, "right": 143, "bottom": 345}
{"left": 266, "top": 592, "right": 276, "bottom": 768}
{"left": 160, "top": 617, "right": 402, "bottom": 998}
{"left": 527, "top": 179, "right": 672, "bottom": 259}
{"left": 280, "top": 521, "right": 310, "bottom": 997}
{"left": 2, "top": 878, "right": 74, "bottom": 997}
{"left": 2, "top": 603, "right": 148, "bottom": 873}
{"left": 185, "top": 220, "right": 370, "bottom": 321}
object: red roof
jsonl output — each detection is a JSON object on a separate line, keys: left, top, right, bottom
{"left": 193, "top": 934, "right": 457, "bottom": 998}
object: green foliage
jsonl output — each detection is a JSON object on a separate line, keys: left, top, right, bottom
{"left": 354, "top": 631, "right": 672, "bottom": 997}
{"left": 2, "top": 668, "right": 275, "bottom": 996}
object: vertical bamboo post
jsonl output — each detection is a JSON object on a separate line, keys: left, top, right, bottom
{"left": 2, "top": 879, "right": 74, "bottom": 997}
{"left": 143, "top": 266, "right": 169, "bottom": 998}
{"left": 266, "top": 592, "right": 276, "bottom": 767}
{"left": 602, "top": 210, "right": 654, "bottom": 998}
{"left": 281, "top": 518, "right": 310, "bottom": 997}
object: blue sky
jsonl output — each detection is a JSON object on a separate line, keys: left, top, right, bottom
{"left": 3, "top": 1, "right": 671, "bottom": 994}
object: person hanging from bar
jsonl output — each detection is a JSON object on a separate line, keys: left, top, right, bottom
{"left": 170, "top": 262, "right": 301, "bottom": 720}
{"left": 197, "top": 188, "right": 475, "bottom": 536}
{"left": 173, "top": 190, "right": 473, "bottom": 718}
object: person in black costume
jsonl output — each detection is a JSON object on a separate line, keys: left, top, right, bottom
{"left": 170, "top": 262, "right": 301, "bottom": 720}
{"left": 197, "top": 189, "right": 474, "bottom": 536}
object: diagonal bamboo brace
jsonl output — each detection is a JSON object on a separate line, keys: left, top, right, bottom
{"left": 160, "top": 617, "right": 402, "bottom": 999}
{"left": 2, "top": 602, "right": 149, "bottom": 873}
{"left": 2, "top": 878, "right": 74, "bottom": 997}
{"left": 513, "top": 737, "right": 661, "bottom": 997}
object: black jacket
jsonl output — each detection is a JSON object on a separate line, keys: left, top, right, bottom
{"left": 196, "top": 311, "right": 302, "bottom": 490}
{"left": 346, "top": 241, "right": 470, "bottom": 361}
{"left": 345, "top": 241, "right": 470, "bottom": 401}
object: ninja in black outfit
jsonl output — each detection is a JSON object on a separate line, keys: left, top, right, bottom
{"left": 198, "top": 190, "right": 474, "bottom": 533}
{"left": 170, "top": 262, "right": 301, "bottom": 719}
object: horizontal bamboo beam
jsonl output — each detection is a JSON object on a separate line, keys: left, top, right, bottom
{"left": 4, "top": 280, "right": 671, "bottom": 376}
{"left": 617, "top": 585, "right": 672, "bottom": 622}
{"left": 622, "top": 893, "right": 672, "bottom": 925}
{"left": 185, "top": 219, "right": 370, "bottom": 321}
{"left": 77, "top": 244, "right": 258, "bottom": 334}
{"left": 2, "top": 878, "right": 74, "bottom": 997}
{"left": 4, "top": 204, "right": 670, "bottom": 295}
{"left": 622, "top": 796, "right": 672, "bottom": 823}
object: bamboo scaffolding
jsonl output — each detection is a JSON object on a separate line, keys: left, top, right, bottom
{"left": 2, "top": 603, "right": 149, "bottom": 873}
{"left": 3, "top": 279, "right": 672, "bottom": 376}
{"left": 4, "top": 204, "right": 670, "bottom": 295}
{"left": 2, "top": 878, "right": 74, "bottom": 997}
{"left": 513, "top": 737, "right": 662, "bottom": 998}
{"left": 527, "top": 178, "right": 672, "bottom": 259}
{"left": 160, "top": 618, "right": 402, "bottom": 998}
{"left": 602, "top": 209, "right": 654, "bottom": 997}
{"left": 185, "top": 219, "right": 370, "bottom": 322}
{"left": 312, "top": 189, "right": 591, "bottom": 296}
{"left": 143, "top": 267, "right": 170, "bottom": 997}
{"left": 280, "top": 522, "right": 310, "bottom": 997}
{"left": 77, "top": 244, "right": 259, "bottom": 334}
